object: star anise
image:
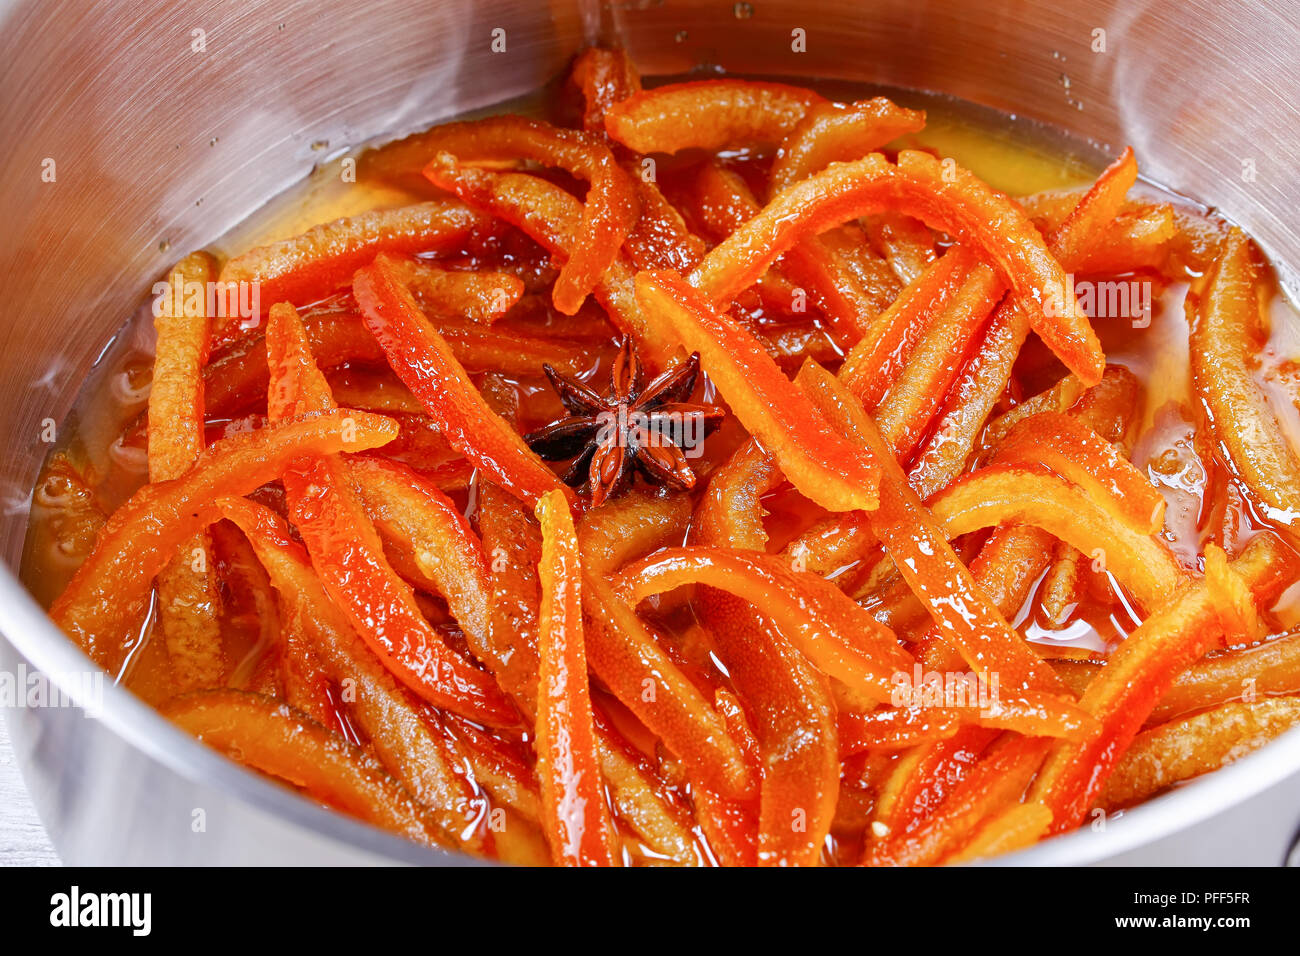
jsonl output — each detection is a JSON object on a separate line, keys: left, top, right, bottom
{"left": 524, "top": 338, "right": 724, "bottom": 507}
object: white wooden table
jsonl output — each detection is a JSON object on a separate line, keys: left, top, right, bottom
{"left": 0, "top": 708, "right": 60, "bottom": 866}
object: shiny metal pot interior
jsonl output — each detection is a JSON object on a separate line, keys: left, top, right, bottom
{"left": 1, "top": 0, "right": 1298, "bottom": 865}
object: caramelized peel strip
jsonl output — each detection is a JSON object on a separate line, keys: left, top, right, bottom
{"left": 423, "top": 159, "right": 661, "bottom": 363}
{"left": 218, "top": 201, "right": 488, "bottom": 325}
{"left": 1030, "top": 535, "right": 1300, "bottom": 831}
{"left": 993, "top": 410, "right": 1166, "bottom": 533}
{"left": 349, "top": 456, "right": 493, "bottom": 649}
{"left": 50, "top": 409, "right": 398, "bottom": 671}
{"left": 635, "top": 270, "right": 881, "bottom": 512}
{"left": 577, "top": 495, "right": 757, "bottom": 799}
{"left": 354, "top": 255, "right": 568, "bottom": 506}
{"left": 267, "top": 303, "right": 515, "bottom": 726}
{"left": 216, "top": 497, "right": 490, "bottom": 850}
{"left": 1100, "top": 697, "right": 1300, "bottom": 810}
{"left": 149, "top": 251, "right": 224, "bottom": 690}
{"left": 689, "top": 151, "right": 1105, "bottom": 385}
{"left": 795, "top": 360, "right": 1074, "bottom": 698}
{"left": 1190, "top": 227, "right": 1300, "bottom": 526}
{"left": 383, "top": 257, "right": 523, "bottom": 324}
{"left": 906, "top": 148, "right": 1141, "bottom": 495}
{"left": 166, "top": 690, "right": 447, "bottom": 845}
{"left": 410, "top": 116, "right": 638, "bottom": 314}
{"left": 616, "top": 546, "right": 914, "bottom": 705}
{"left": 535, "top": 490, "right": 620, "bottom": 866}
{"left": 604, "top": 79, "right": 826, "bottom": 153}
{"left": 770, "top": 98, "right": 927, "bottom": 190}
{"left": 927, "top": 463, "right": 1185, "bottom": 612}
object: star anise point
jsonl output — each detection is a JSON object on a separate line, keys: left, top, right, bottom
{"left": 523, "top": 338, "right": 723, "bottom": 506}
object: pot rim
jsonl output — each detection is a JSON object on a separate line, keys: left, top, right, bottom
{"left": 5, "top": 564, "right": 1299, "bottom": 865}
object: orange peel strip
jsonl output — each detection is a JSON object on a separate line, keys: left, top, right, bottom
{"left": 1030, "top": 533, "right": 1300, "bottom": 831}
{"left": 49, "top": 409, "right": 398, "bottom": 671}
{"left": 634, "top": 269, "right": 881, "bottom": 512}
{"left": 393, "top": 115, "right": 638, "bottom": 315}
{"left": 604, "top": 79, "right": 826, "bottom": 154}
{"left": 689, "top": 151, "right": 1105, "bottom": 386}
{"left": 534, "top": 490, "right": 621, "bottom": 866}
{"left": 770, "top": 98, "right": 927, "bottom": 191}
{"left": 1191, "top": 227, "right": 1300, "bottom": 527}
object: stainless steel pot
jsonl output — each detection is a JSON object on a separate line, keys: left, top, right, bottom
{"left": 2, "top": 0, "right": 1298, "bottom": 866}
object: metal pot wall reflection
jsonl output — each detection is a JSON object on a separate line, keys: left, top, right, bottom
{"left": 1, "top": 0, "right": 1297, "bottom": 865}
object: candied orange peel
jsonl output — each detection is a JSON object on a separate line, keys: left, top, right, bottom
{"left": 39, "top": 53, "right": 1300, "bottom": 867}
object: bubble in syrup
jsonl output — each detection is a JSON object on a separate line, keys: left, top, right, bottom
{"left": 35, "top": 474, "right": 72, "bottom": 509}
{"left": 113, "top": 359, "right": 153, "bottom": 406}
{"left": 734, "top": 2, "right": 753, "bottom": 19}
{"left": 109, "top": 434, "right": 149, "bottom": 474}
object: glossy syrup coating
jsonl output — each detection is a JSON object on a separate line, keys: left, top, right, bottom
{"left": 23, "top": 58, "right": 1300, "bottom": 866}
